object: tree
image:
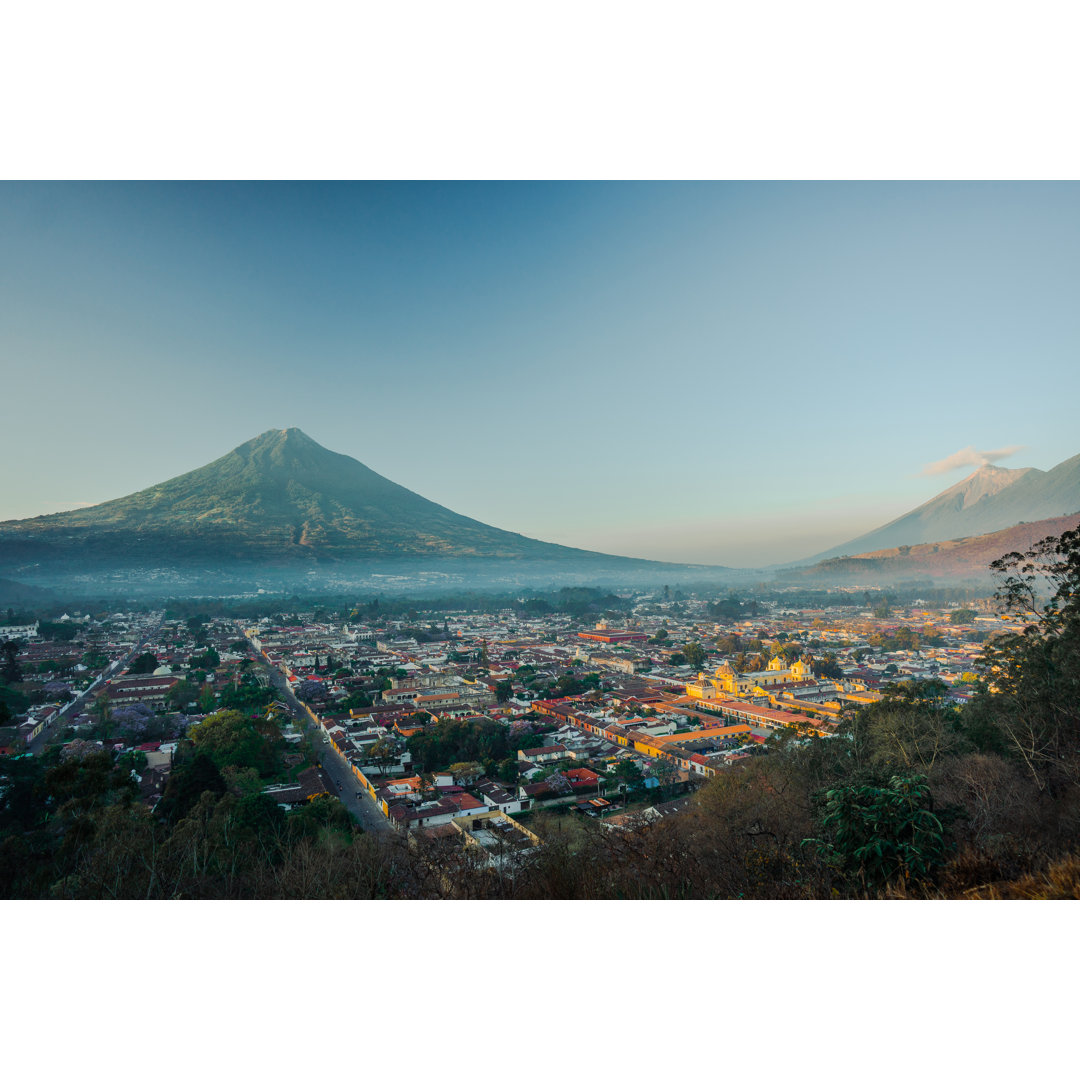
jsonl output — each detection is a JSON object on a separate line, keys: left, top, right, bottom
{"left": 708, "top": 596, "right": 745, "bottom": 620}
{"left": 495, "top": 680, "right": 513, "bottom": 703}
{"left": 772, "top": 642, "right": 801, "bottom": 664}
{"left": 545, "top": 771, "right": 572, "bottom": 796}
{"left": 127, "top": 652, "right": 159, "bottom": 675}
{"left": 198, "top": 684, "right": 218, "bottom": 713}
{"left": 872, "top": 597, "right": 892, "bottom": 619}
{"left": 113, "top": 702, "right": 154, "bottom": 740}
{"left": 735, "top": 651, "right": 765, "bottom": 673}
{"left": 59, "top": 738, "right": 106, "bottom": 763}
{"left": 364, "top": 738, "right": 398, "bottom": 775}
{"left": 507, "top": 720, "right": 539, "bottom": 752}
{"left": 812, "top": 653, "right": 844, "bottom": 679}
{"left": 188, "top": 709, "right": 284, "bottom": 776}
{"left": 88, "top": 693, "right": 114, "bottom": 737}
{"left": 157, "top": 753, "right": 227, "bottom": 825}
{"left": 948, "top": 609, "right": 978, "bottom": 625}
{"left": 338, "top": 690, "right": 373, "bottom": 712}
{"left": 803, "top": 774, "right": 948, "bottom": 894}
{"left": 189, "top": 648, "right": 220, "bottom": 672}
{"left": 614, "top": 759, "right": 644, "bottom": 795}
{"left": 295, "top": 679, "right": 329, "bottom": 704}
{"left": 1, "top": 639, "right": 22, "bottom": 685}
{"left": 448, "top": 761, "right": 485, "bottom": 785}
{"left": 36, "top": 621, "right": 78, "bottom": 642}
{"left": 650, "top": 754, "right": 679, "bottom": 796}
{"left": 167, "top": 679, "right": 200, "bottom": 711}
{"left": 683, "top": 642, "right": 707, "bottom": 671}
{"left": 968, "top": 525, "right": 1080, "bottom": 792}
{"left": 843, "top": 680, "right": 961, "bottom": 776}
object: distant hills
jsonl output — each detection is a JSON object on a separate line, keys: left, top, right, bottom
{"left": 0, "top": 577, "right": 55, "bottom": 606}
{"left": 784, "top": 512, "right": 1080, "bottom": 586}
{"left": 0, "top": 429, "right": 722, "bottom": 593}
{"left": 812, "top": 453, "right": 1080, "bottom": 562}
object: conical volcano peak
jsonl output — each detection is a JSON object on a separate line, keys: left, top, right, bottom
{"left": 0, "top": 428, "right": 658, "bottom": 569}
{"left": 969, "top": 463, "right": 1021, "bottom": 482}
{"left": 245, "top": 427, "right": 318, "bottom": 451}
{"left": 277, "top": 426, "right": 314, "bottom": 442}
{"left": 944, "top": 463, "right": 1034, "bottom": 507}
{"left": 231, "top": 427, "right": 340, "bottom": 474}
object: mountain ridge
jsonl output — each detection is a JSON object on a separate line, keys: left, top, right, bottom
{"left": 783, "top": 511, "right": 1080, "bottom": 585}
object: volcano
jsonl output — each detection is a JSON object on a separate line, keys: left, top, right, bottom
{"left": 809, "top": 455, "right": 1080, "bottom": 562}
{"left": 0, "top": 428, "right": 660, "bottom": 572}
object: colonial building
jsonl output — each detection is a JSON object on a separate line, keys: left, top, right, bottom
{"left": 685, "top": 654, "right": 814, "bottom": 700}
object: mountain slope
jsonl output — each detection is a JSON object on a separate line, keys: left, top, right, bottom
{"left": 0, "top": 428, "right": 659, "bottom": 569}
{"left": 785, "top": 512, "right": 1080, "bottom": 585}
{"left": 811, "top": 455, "right": 1080, "bottom": 561}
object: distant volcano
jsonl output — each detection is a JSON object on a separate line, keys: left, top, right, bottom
{"left": 809, "top": 454, "right": 1080, "bottom": 561}
{"left": 0, "top": 428, "right": 661, "bottom": 571}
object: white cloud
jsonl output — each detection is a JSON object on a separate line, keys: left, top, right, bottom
{"left": 921, "top": 444, "right": 1026, "bottom": 476}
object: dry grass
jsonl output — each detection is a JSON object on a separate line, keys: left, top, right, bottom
{"left": 964, "top": 853, "right": 1080, "bottom": 899}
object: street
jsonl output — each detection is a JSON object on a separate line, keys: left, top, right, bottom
{"left": 23, "top": 620, "right": 396, "bottom": 836}
{"left": 28, "top": 613, "right": 165, "bottom": 757}
{"left": 264, "top": 665, "right": 394, "bottom": 835}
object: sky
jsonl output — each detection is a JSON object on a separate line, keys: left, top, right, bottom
{"left": 2, "top": 180, "right": 1079, "bottom": 567}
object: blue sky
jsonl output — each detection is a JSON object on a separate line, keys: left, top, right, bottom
{"left": 2, "top": 181, "right": 1078, "bottom": 566}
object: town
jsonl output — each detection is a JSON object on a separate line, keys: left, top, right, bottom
{"left": 1, "top": 584, "right": 1018, "bottom": 874}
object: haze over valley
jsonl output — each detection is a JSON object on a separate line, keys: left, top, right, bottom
{"left": 2, "top": 427, "right": 1078, "bottom": 598}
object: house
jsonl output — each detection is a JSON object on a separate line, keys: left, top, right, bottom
{"left": 376, "top": 775, "right": 426, "bottom": 803}
{"left": 388, "top": 791, "right": 488, "bottom": 830}
{"left": 0, "top": 727, "right": 18, "bottom": 756}
{"left": 455, "top": 811, "right": 542, "bottom": 863}
{"left": 138, "top": 763, "right": 172, "bottom": 804}
{"left": 605, "top": 795, "right": 693, "bottom": 830}
{"left": 474, "top": 778, "right": 529, "bottom": 814}
{"left": 520, "top": 772, "right": 585, "bottom": 805}
{"left": 577, "top": 630, "right": 647, "bottom": 644}
{"left": 18, "top": 717, "right": 44, "bottom": 744}
{"left": 263, "top": 766, "right": 332, "bottom": 810}
{"left": 563, "top": 767, "right": 602, "bottom": 795}
{"left": 517, "top": 743, "right": 569, "bottom": 764}
{"left": 105, "top": 674, "right": 179, "bottom": 707}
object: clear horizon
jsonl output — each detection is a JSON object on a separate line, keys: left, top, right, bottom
{"left": 3, "top": 181, "right": 1079, "bottom": 567}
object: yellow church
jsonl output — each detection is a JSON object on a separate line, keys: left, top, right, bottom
{"left": 686, "top": 653, "right": 814, "bottom": 701}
